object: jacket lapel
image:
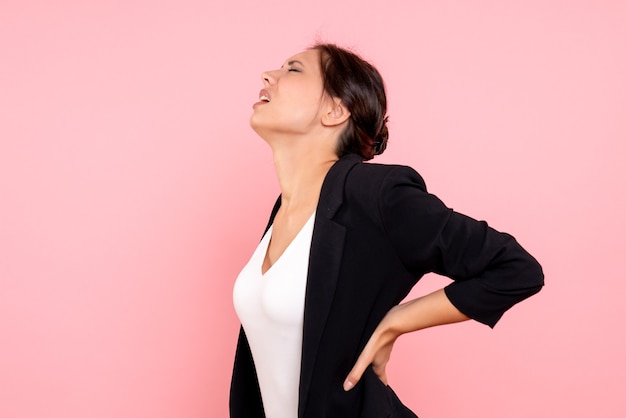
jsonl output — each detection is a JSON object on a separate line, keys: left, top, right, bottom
{"left": 298, "top": 154, "right": 361, "bottom": 418}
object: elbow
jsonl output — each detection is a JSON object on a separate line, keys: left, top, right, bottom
{"left": 507, "top": 236, "right": 544, "bottom": 293}
{"left": 521, "top": 255, "right": 545, "bottom": 297}
{"left": 530, "top": 257, "right": 545, "bottom": 289}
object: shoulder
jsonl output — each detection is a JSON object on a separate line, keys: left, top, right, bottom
{"left": 345, "top": 161, "right": 428, "bottom": 196}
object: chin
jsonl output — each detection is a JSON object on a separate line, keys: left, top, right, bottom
{"left": 249, "top": 113, "right": 263, "bottom": 133}
{"left": 249, "top": 116, "right": 271, "bottom": 141}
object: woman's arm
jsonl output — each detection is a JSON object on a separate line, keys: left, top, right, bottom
{"left": 375, "top": 165, "right": 543, "bottom": 327}
{"left": 343, "top": 288, "right": 468, "bottom": 391}
{"left": 342, "top": 164, "right": 543, "bottom": 391}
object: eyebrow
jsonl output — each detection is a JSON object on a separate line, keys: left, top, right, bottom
{"left": 283, "top": 60, "right": 304, "bottom": 68}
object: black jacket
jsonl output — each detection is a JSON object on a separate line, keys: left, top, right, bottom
{"left": 230, "top": 154, "right": 544, "bottom": 418}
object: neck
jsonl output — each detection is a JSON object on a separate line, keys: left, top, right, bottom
{"left": 271, "top": 146, "right": 338, "bottom": 213}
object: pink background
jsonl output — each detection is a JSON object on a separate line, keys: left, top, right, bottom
{"left": 1, "top": 1, "right": 625, "bottom": 417}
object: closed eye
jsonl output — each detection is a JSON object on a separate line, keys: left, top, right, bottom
{"left": 288, "top": 67, "right": 301, "bottom": 73}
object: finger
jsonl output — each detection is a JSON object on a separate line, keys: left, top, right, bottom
{"left": 342, "top": 366, "right": 363, "bottom": 391}
{"left": 343, "top": 350, "right": 373, "bottom": 391}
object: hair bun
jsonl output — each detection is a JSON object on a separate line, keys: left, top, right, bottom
{"left": 373, "top": 119, "right": 389, "bottom": 155}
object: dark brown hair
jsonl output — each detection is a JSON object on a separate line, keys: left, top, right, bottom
{"left": 312, "top": 43, "right": 389, "bottom": 161}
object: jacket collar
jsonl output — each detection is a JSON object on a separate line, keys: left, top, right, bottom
{"left": 299, "top": 153, "right": 361, "bottom": 417}
{"left": 316, "top": 153, "right": 362, "bottom": 219}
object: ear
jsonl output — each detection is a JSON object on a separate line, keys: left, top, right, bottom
{"left": 322, "top": 98, "right": 350, "bottom": 127}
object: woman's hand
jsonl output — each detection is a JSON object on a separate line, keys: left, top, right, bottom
{"left": 343, "top": 307, "right": 401, "bottom": 391}
{"left": 343, "top": 288, "right": 470, "bottom": 391}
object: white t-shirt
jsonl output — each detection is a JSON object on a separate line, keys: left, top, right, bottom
{"left": 233, "top": 213, "right": 315, "bottom": 418}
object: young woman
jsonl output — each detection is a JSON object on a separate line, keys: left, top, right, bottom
{"left": 230, "top": 43, "right": 543, "bottom": 418}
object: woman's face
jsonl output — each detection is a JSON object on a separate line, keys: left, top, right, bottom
{"left": 250, "top": 49, "right": 332, "bottom": 138}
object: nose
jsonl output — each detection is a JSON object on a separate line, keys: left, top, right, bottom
{"left": 261, "top": 70, "right": 277, "bottom": 86}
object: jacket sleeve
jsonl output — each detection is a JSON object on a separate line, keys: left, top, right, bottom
{"left": 378, "top": 165, "right": 544, "bottom": 328}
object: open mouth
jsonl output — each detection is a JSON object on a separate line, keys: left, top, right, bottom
{"left": 258, "top": 89, "right": 271, "bottom": 103}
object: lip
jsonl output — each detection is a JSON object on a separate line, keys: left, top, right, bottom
{"left": 252, "top": 89, "right": 271, "bottom": 109}
{"left": 259, "top": 89, "right": 271, "bottom": 101}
